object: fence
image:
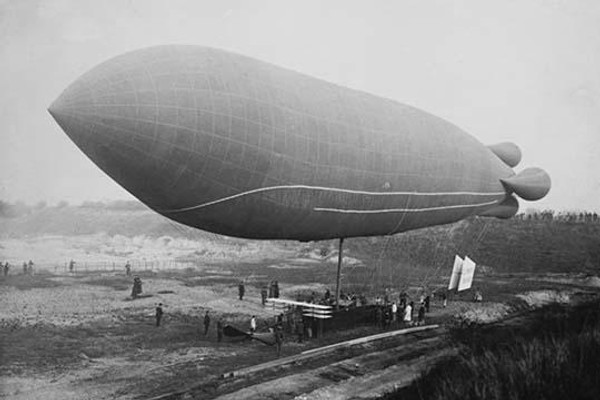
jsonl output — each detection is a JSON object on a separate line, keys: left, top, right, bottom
{"left": 37, "top": 259, "right": 193, "bottom": 274}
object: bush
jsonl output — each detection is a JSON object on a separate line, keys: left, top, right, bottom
{"left": 385, "top": 300, "right": 600, "bottom": 400}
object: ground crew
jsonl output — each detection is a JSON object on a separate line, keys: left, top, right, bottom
{"left": 203, "top": 311, "right": 211, "bottom": 336}
{"left": 238, "top": 281, "right": 245, "bottom": 300}
{"left": 275, "top": 325, "right": 284, "bottom": 356}
{"left": 375, "top": 306, "right": 383, "bottom": 329}
{"left": 399, "top": 292, "right": 407, "bottom": 309}
{"left": 404, "top": 301, "right": 413, "bottom": 326}
{"left": 217, "top": 317, "right": 224, "bottom": 342}
{"left": 155, "top": 303, "right": 164, "bottom": 327}
{"left": 261, "top": 286, "right": 268, "bottom": 305}
{"left": 417, "top": 304, "right": 425, "bottom": 326}
{"left": 296, "top": 318, "right": 304, "bottom": 343}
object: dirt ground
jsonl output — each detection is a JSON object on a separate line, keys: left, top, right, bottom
{"left": 2, "top": 255, "right": 600, "bottom": 399}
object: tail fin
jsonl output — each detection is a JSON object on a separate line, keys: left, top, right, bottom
{"left": 501, "top": 167, "right": 551, "bottom": 201}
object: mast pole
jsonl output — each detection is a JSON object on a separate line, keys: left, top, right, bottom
{"left": 335, "top": 237, "right": 345, "bottom": 310}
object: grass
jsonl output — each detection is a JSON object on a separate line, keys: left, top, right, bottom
{"left": 0, "top": 273, "right": 64, "bottom": 291}
{"left": 384, "top": 299, "right": 600, "bottom": 400}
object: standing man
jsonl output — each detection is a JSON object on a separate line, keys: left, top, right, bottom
{"left": 424, "top": 295, "right": 431, "bottom": 313}
{"left": 217, "top": 317, "right": 224, "bottom": 342}
{"left": 68, "top": 259, "right": 75, "bottom": 273}
{"left": 399, "top": 291, "right": 407, "bottom": 310}
{"left": 391, "top": 302, "right": 398, "bottom": 326}
{"left": 273, "top": 281, "right": 279, "bottom": 298}
{"left": 417, "top": 304, "right": 425, "bottom": 326}
{"left": 125, "top": 261, "right": 131, "bottom": 276}
{"left": 22, "top": 262, "right": 27, "bottom": 275}
{"left": 275, "top": 325, "right": 284, "bottom": 356}
{"left": 268, "top": 280, "right": 274, "bottom": 298}
{"left": 250, "top": 315, "right": 257, "bottom": 334}
{"left": 203, "top": 311, "right": 211, "bottom": 336}
{"left": 375, "top": 306, "right": 383, "bottom": 329}
{"left": 238, "top": 280, "right": 245, "bottom": 301}
{"left": 3, "top": 262, "right": 9, "bottom": 277}
{"left": 131, "top": 276, "right": 143, "bottom": 298}
{"left": 404, "top": 301, "right": 413, "bottom": 326}
{"left": 155, "top": 303, "right": 164, "bottom": 327}
{"left": 296, "top": 318, "right": 304, "bottom": 343}
{"left": 260, "top": 285, "right": 268, "bottom": 306}
{"left": 28, "top": 260, "right": 34, "bottom": 275}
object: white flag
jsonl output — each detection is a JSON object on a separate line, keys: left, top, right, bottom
{"left": 458, "top": 256, "right": 476, "bottom": 292}
{"left": 448, "top": 255, "right": 463, "bottom": 290}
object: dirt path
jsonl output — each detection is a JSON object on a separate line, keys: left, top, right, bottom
{"left": 156, "top": 327, "right": 448, "bottom": 400}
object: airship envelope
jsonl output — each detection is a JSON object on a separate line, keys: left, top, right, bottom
{"left": 49, "top": 45, "right": 551, "bottom": 241}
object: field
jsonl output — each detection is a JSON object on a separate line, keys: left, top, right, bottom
{"left": 1, "top": 204, "right": 600, "bottom": 399}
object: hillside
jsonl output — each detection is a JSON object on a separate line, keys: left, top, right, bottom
{"left": 1, "top": 204, "right": 599, "bottom": 275}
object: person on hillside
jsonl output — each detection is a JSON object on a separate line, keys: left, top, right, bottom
{"left": 404, "top": 301, "right": 413, "bottom": 326}
{"left": 238, "top": 281, "right": 245, "bottom": 301}
{"left": 131, "top": 276, "right": 143, "bottom": 298}
{"left": 217, "top": 317, "right": 224, "bottom": 342}
{"left": 250, "top": 315, "right": 257, "bottom": 334}
{"left": 125, "top": 261, "right": 131, "bottom": 276}
{"left": 155, "top": 303, "right": 164, "bottom": 327}
{"left": 203, "top": 311, "right": 211, "bottom": 336}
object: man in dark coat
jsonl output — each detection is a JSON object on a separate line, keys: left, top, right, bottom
{"left": 238, "top": 281, "right": 245, "bottom": 300}
{"left": 275, "top": 325, "right": 284, "bottom": 356}
{"left": 217, "top": 317, "right": 224, "bottom": 342}
{"left": 155, "top": 303, "right": 164, "bottom": 327}
{"left": 203, "top": 311, "right": 211, "bottom": 336}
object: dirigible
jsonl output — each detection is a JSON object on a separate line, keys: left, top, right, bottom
{"left": 49, "top": 45, "right": 550, "bottom": 241}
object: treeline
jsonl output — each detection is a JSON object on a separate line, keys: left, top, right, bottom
{"left": 0, "top": 200, "right": 147, "bottom": 217}
{"left": 515, "top": 209, "right": 599, "bottom": 223}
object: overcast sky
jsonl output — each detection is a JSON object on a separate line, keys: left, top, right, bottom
{"left": 1, "top": 0, "right": 599, "bottom": 211}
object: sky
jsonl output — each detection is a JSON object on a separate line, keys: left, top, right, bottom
{"left": 1, "top": 0, "right": 599, "bottom": 211}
